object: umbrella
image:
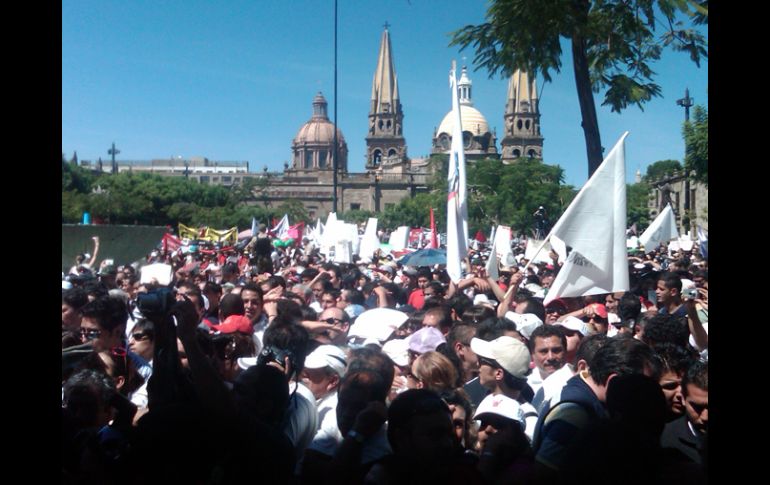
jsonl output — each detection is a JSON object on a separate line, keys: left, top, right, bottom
{"left": 398, "top": 248, "right": 447, "bottom": 267}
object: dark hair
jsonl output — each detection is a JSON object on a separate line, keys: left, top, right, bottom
{"left": 322, "top": 263, "right": 342, "bottom": 279}
{"left": 232, "top": 364, "right": 289, "bottom": 426}
{"left": 417, "top": 267, "right": 433, "bottom": 280}
{"left": 219, "top": 293, "right": 245, "bottom": 319}
{"left": 642, "top": 314, "right": 690, "bottom": 348}
{"left": 240, "top": 282, "right": 264, "bottom": 298}
{"left": 313, "top": 279, "right": 334, "bottom": 294}
{"left": 528, "top": 325, "right": 567, "bottom": 353}
{"left": 446, "top": 323, "right": 476, "bottom": 350}
{"left": 575, "top": 334, "right": 610, "bottom": 367}
{"left": 425, "top": 281, "right": 446, "bottom": 297}
{"left": 300, "top": 306, "right": 318, "bottom": 322}
{"left": 262, "top": 321, "right": 310, "bottom": 376}
{"left": 343, "top": 288, "right": 366, "bottom": 306}
{"left": 519, "top": 297, "right": 545, "bottom": 322}
{"left": 387, "top": 389, "right": 450, "bottom": 451}
{"left": 461, "top": 305, "right": 496, "bottom": 326}
{"left": 682, "top": 359, "right": 708, "bottom": 394}
{"left": 347, "top": 347, "right": 394, "bottom": 401}
{"left": 618, "top": 293, "right": 642, "bottom": 322}
{"left": 424, "top": 305, "right": 453, "bottom": 332}
{"left": 80, "top": 297, "right": 129, "bottom": 332}
{"left": 202, "top": 281, "right": 222, "bottom": 295}
{"left": 276, "top": 299, "right": 303, "bottom": 322}
{"left": 476, "top": 317, "right": 517, "bottom": 341}
{"left": 660, "top": 272, "right": 682, "bottom": 294}
{"left": 589, "top": 337, "right": 662, "bottom": 386}
{"left": 131, "top": 319, "right": 155, "bottom": 341}
{"left": 301, "top": 268, "right": 320, "bottom": 281}
{"left": 447, "top": 293, "right": 473, "bottom": 319}
{"left": 652, "top": 342, "right": 696, "bottom": 376}
{"left": 63, "top": 369, "right": 116, "bottom": 428}
{"left": 62, "top": 288, "right": 89, "bottom": 310}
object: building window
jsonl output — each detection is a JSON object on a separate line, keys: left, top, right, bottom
{"left": 318, "top": 151, "right": 327, "bottom": 168}
{"left": 350, "top": 203, "right": 361, "bottom": 211}
{"left": 304, "top": 151, "right": 312, "bottom": 169}
{"left": 512, "top": 149, "right": 521, "bottom": 158}
{"left": 213, "top": 177, "right": 219, "bottom": 182}
{"left": 373, "top": 150, "right": 382, "bottom": 166}
{"left": 200, "top": 176, "right": 210, "bottom": 184}
{"left": 222, "top": 176, "right": 232, "bottom": 184}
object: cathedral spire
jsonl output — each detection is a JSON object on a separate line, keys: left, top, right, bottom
{"left": 366, "top": 25, "right": 406, "bottom": 170}
{"left": 371, "top": 27, "right": 399, "bottom": 115}
{"left": 501, "top": 69, "right": 544, "bottom": 162}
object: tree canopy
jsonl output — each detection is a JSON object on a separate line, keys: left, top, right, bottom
{"left": 684, "top": 104, "right": 708, "bottom": 186}
{"left": 450, "top": 0, "right": 708, "bottom": 176}
{"left": 644, "top": 159, "right": 682, "bottom": 182}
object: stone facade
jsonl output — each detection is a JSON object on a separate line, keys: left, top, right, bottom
{"left": 648, "top": 171, "right": 708, "bottom": 234}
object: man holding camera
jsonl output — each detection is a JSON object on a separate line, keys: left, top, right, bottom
{"left": 655, "top": 273, "right": 708, "bottom": 355}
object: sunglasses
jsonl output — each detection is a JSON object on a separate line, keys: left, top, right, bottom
{"left": 79, "top": 328, "right": 102, "bottom": 340}
{"left": 320, "top": 317, "right": 345, "bottom": 325}
{"left": 131, "top": 332, "right": 151, "bottom": 341}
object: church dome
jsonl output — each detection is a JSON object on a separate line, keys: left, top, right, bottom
{"left": 437, "top": 105, "right": 490, "bottom": 137}
{"left": 293, "top": 92, "right": 346, "bottom": 145}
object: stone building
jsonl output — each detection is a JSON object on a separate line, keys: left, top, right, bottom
{"left": 431, "top": 66, "right": 499, "bottom": 160}
{"left": 648, "top": 171, "right": 708, "bottom": 234}
{"left": 501, "top": 69, "right": 544, "bottom": 161}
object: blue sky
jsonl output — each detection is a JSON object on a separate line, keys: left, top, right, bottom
{"left": 62, "top": 0, "right": 707, "bottom": 188}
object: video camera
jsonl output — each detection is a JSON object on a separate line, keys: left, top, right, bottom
{"left": 136, "top": 287, "right": 177, "bottom": 320}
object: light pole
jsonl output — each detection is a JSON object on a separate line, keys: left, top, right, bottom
{"left": 677, "top": 88, "right": 694, "bottom": 233}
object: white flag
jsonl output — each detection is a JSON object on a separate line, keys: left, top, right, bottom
{"left": 446, "top": 61, "right": 469, "bottom": 282}
{"left": 485, "top": 231, "right": 499, "bottom": 280}
{"left": 359, "top": 218, "right": 380, "bottom": 261}
{"left": 544, "top": 132, "right": 630, "bottom": 305}
{"left": 270, "top": 214, "right": 290, "bottom": 240}
{"left": 638, "top": 204, "right": 679, "bottom": 254}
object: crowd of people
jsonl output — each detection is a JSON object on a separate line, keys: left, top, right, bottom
{"left": 61, "top": 227, "right": 709, "bottom": 484}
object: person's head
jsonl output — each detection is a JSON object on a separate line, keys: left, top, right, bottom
{"left": 408, "top": 351, "right": 458, "bottom": 393}
{"left": 470, "top": 336, "right": 531, "bottom": 392}
{"left": 641, "top": 314, "right": 690, "bottom": 348}
{"left": 311, "top": 279, "right": 333, "bottom": 302}
{"left": 574, "top": 333, "right": 609, "bottom": 373}
{"left": 317, "top": 306, "right": 351, "bottom": 345}
{"left": 461, "top": 305, "right": 497, "bottom": 326}
{"left": 202, "top": 282, "right": 222, "bottom": 313}
{"left": 446, "top": 323, "right": 478, "bottom": 382}
{"left": 604, "top": 292, "right": 625, "bottom": 314}
{"left": 473, "top": 394, "right": 529, "bottom": 454}
{"left": 260, "top": 320, "right": 310, "bottom": 381}
{"left": 387, "top": 389, "right": 455, "bottom": 466}
{"left": 232, "top": 364, "right": 289, "bottom": 427}
{"left": 128, "top": 319, "right": 155, "bottom": 362}
{"left": 656, "top": 273, "right": 682, "bottom": 308}
{"left": 320, "top": 289, "right": 341, "bottom": 310}
{"left": 416, "top": 268, "right": 433, "bottom": 289}
{"left": 692, "top": 269, "right": 708, "bottom": 289}
{"left": 552, "top": 317, "right": 589, "bottom": 364}
{"left": 682, "top": 359, "right": 708, "bottom": 435}
{"left": 240, "top": 283, "right": 264, "bottom": 323}
{"left": 653, "top": 342, "right": 696, "bottom": 418}
{"left": 422, "top": 305, "right": 453, "bottom": 335}
{"left": 301, "top": 344, "right": 347, "bottom": 401}
{"left": 218, "top": 293, "right": 246, "bottom": 320}
{"left": 322, "top": 262, "right": 342, "bottom": 287}
{"left": 336, "top": 369, "right": 389, "bottom": 436}
{"left": 528, "top": 325, "right": 567, "bottom": 379}
{"left": 582, "top": 303, "right": 610, "bottom": 335}
{"left": 544, "top": 299, "right": 568, "bottom": 324}
{"left": 62, "top": 288, "right": 89, "bottom": 332}
{"left": 79, "top": 296, "right": 129, "bottom": 352}
{"left": 587, "top": 336, "right": 662, "bottom": 402}
{"left": 515, "top": 296, "right": 546, "bottom": 323}
{"left": 301, "top": 267, "right": 320, "bottom": 286}
{"left": 214, "top": 333, "right": 257, "bottom": 382}
{"left": 439, "top": 389, "right": 474, "bottom": 449}
{"left": 63, "top": 369, "right": 117, "bottom": 430}
{"left": 422, "top": 281, "right": 445, "bottom": 301}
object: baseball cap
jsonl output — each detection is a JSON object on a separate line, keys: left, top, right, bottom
{"left": 473, "top": 393, "right": 524, "bottom": 423}
{"left": 212, "top": 315, "right": 253, "bottom": 334}
{"left": 381, "top": 338, "right": 410, "bottom": 367}
{"left": 553, "top": 316, "right": 590, "bottom": 336}
{"left": 504, "top": 312, "right": 543, "bottom": 340}
{"left": 348, "top": 308, "right": 408, "bottom": 343}
{"left": 407, "top": 326, "right": 446, "bottom": 355}
{"left": 591, "top": 303, "right": 608, "bottom": 319}
{"left": 304, "top": 345, "right": 348, "bottom": 377}
{"left": 470, "top": 336, "right": 531, "bottom": 379}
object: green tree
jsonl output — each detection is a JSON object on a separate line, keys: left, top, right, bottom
{"left": 627, "top": 181, "right": 651, "bottom": 230}
{"left": 683, "top": 104, "right": 707, "bottom": 186}
{"left": 644, "top": 159, "right": 682, "bottom": 183}
{"left": 451, "top": 0, "right": 707, "bottom": 176}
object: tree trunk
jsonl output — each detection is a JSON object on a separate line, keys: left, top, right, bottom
{"left": 571, "top": 35, "right": 604, "bottom": 177}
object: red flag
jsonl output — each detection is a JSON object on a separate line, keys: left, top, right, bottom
{"left": 429, "top": 208, "right": 439, "bottom": 248}
{"left": 474, "top": 230, "right": 487, "bottom": 243}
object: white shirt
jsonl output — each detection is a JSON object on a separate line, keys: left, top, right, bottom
{"left": 309, "top": 392, "right": 343, "bottom": 455}
{"left": 527, "top": 367, "right": 544, "bottom": 395}
{"left": 284, "top": 382, "right": 319, "bottom": 466}
{"left": 533, "top": 363, "right": 575, "bottom": 413}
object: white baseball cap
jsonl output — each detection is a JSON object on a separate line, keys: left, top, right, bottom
{"left": 470, "top": 336, "right": 531, "bottom": 379}
{"left": 473, "top": 393, "right": 524, "bottom": 423}
{"left": 348, "top": 308, "right": 408, "bottom": 343}
{"left": 381, "top": 338, "right": 410, "bottom": 367}
{"left": 553, "top": 316, "right": 590, "bottom": 337}
{"left": 504, "top": 312, "right": 543, "bottom": 340}
{"left": 304, "top": 344, "right": 348, "bottom": 377}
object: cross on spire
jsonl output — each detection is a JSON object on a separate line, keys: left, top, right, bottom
{"left": 383, "top": 21, "right": 390, "bottom": 30}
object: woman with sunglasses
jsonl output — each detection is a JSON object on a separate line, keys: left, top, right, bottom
{"left": 127, "top": 319, "right": 155, "bottom": 409}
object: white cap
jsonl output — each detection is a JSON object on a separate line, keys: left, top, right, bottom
{"left": 348, "top": 308, "right": 408, "bottom": 343}
{"left": 62, "top": 281, "right": 73, "bottom": 290}
{"left": 474, "top": 393, "right": 524, "bottom": 422}
{"left": 553, "top": 316, "right": 590, "bottom": 337}
{"left": 473, "top": 293, "right": 497, "bottom": 308}
{"left": 381, "top": 338, "right": 410, "bottom": 367}
{"left": 237, "top": 357, "right": 258, "bottom": 370}
{"left": 470, "top": 336, "right": 531, "bottom": 379}
{"left": 304, "top": 344, "right": 348, "bottom": 377}
{"left": 504, "top": 312, "right": 543, "bottom": 340}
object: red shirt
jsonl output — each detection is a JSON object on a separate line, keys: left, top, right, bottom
{"left": 408, "top": 288, "right": 425, "bottom": 310}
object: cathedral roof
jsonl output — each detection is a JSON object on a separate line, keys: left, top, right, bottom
{"left": 293, "top": 92, "right": 346, "bottom": 146}
{"left": 437, "top": 105, "right": 490, "bottom": 137}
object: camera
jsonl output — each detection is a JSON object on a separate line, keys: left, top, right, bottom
{"left": 136, "top": 287, "right": 177, "bottom": 319}
{"left": 257, "top": 345, "right": 295, "bottom": 369}
{"left": 682, "top": 287, "right": 699, "bottom": 300}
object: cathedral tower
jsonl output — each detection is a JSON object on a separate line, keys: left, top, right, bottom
{"left": 366, "top": 26, "right": 407, "bottom": 170}
{"left": 501, "top": 70, "right": 544, "bottom": 161}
